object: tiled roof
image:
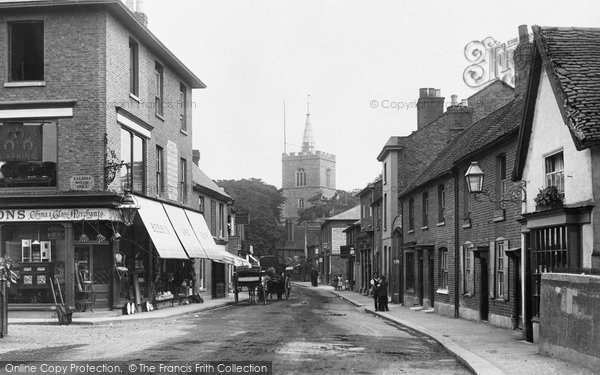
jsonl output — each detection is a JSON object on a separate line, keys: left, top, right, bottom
{"left": 535, "top": 26, "right": 600, "bottom": 148}
{"left": 324, "top": 205, "right": 360, "bottom": 222}
{"left": 192, "top": 167, "right": 232, "bottom": 200}
{"left": 400, "top": 99, "right": 524, "bottom": 197}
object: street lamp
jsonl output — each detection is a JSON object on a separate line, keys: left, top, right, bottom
{"left": 118, "top": 189, "right": 140, "bottom": 226}
{"left": 464, "top": 161, "right": 526, "bottom": 207}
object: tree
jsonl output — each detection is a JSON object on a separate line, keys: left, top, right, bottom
{"left": 217, "top": 178, "right": 285, "bottom": 256}
{"left": 297, "top": 189, "right": 361, "bottom": 224}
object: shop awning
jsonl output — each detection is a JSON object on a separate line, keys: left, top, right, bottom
{"left": 135, "top": 196, "right": 188, "bottom": 259}
{"left": 162, "top": 204, "right": 208, "bottom": 259}
{"left": 222, "top": 253, "right": 252, "bottom": 268}
{"left": 184, "top": 209, "right": 228, "bottom": 262}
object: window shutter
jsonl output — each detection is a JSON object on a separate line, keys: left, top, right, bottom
{"left": 503, "top": 239, "right": 510, "bottom": 301}
{"left": 469, "top": 248, "right": 475, "bottom": 295}
{"left": 489, "top": 241, "right": 495, "bottom": 299}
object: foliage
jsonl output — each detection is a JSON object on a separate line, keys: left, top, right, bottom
{"left": 533, "top": 185, "right": 562, "bottom": 206}
{"left": 297, "top": 189, "right": 361, "bottom": 224}
{"left": 217, "top": 178, "right": 285, "bottom": 256}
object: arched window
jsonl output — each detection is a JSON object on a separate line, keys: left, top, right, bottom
{"left": 326, "top": 168, "right": 331, "bottom": 187}
{"left": 296, "top": 168, "right": 306, "bottom": 186}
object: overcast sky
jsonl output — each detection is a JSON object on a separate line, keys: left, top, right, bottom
{"left": 139, "top": 0, "right": 599, "bottom": 191}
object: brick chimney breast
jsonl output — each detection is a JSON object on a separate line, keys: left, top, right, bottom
{"left": 513, "top": 24, "right": 533, "bottom": 98}
{"left": 417, "top": 88, "right": 445, "bottom": 129}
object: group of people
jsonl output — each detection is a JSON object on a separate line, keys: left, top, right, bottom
{"left": 369, "top": 272, "right": 389, "bottom": 311}
{"left": 332, "top": 273, "right": 344, "bottom": 290}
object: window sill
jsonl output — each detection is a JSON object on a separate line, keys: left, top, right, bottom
{"left": 462, "top": 219, "right": 471, "bottom": 229}
{"left": 421, "top": 226, "right": 429, "bottom": 231}
{"left": 437, "top": 221, "right": 445, "bottom": 227}
{"left": 408, "top": 229, "right": 414, "bottom": 234}
{"left": 463, "top": 293, "right": 473, "bottom": 298}
{"left": 129, "top": 93, "right": 141, "bottom": 102}
{"left": 493, "top": 298, "right": 507, "bottom": 303}
{"left": 436, "top": 289, "right": 449, "bottom": 295}
{"left": 180, "top": 129, "right": 188, "bottom": 136}
{"left": 493, "top": 208, "right": 505, "bottom": 222}
{"left": 4, "top": 81, "right": 46, "bottom": 88}
{"left": 155, "top": 113, "right": 165, "bottom": 121}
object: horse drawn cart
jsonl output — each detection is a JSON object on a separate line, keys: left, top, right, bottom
{"left": 233, "top": 256, "right": 291, "bottom": 305}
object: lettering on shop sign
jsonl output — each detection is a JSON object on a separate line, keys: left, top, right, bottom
{"left": 0, "top": 208, "right": 122, "bottom": 222}
{"left": 70, "top": 175, "right": 94, "bottom": 191}
{"left": 150, "top": 223, "right": 172, "bottom": 235}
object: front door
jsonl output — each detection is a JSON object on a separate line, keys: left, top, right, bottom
{"left": 480, "top": 257, "right": 489, "bottom": 321}
{"left": 75, "top": 244, "right": 111, "bottom": 309}
{"left": 428, "top": 255, "right": 435, "bottom": 309}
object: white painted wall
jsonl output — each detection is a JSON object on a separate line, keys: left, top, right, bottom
{"left": 521, "top": 69, "right": 593, "bottom": 213}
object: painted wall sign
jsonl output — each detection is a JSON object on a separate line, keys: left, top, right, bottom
{"left": 331, "top": 227, "right": 346, "bottom": 255}
{"left": 166, "top": 140, "right": 178, "bottom": 201}
{"left": 0, "top": 208, "right": 122, "bottom": 222}
{"left": 70, "top": 175, "right": 94, "bottom": 191}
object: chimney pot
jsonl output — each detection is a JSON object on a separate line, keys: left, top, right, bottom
{"left": 419, "top": 88, "right": 428, "bottom": 98}
{"left": 451, "top": 95, "right": 458, "bottom": 106}
{"left": 428, "top": 88, "right": 436, "bottom": 97}
{"left": 435, "top": 89, "right": 441, "bottom": 98}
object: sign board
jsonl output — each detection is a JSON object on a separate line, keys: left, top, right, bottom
{"left": 166, "top": 140, "right": 178, "bottom": 201}
{"left": 70, "top": 175, "right": 94, "bottom": 191}
{"left": 0, "top": 208, "right": 122, "bottom": 222}
{"left": 331, "top": 227, "right": 345, "bottom": 255}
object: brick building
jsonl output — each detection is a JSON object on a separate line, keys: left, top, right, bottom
{"left": 318, "top": 205, "right": 359, "bottom": 284}
{"left": 0, "top": 0, "right": 231, "bottom": 311}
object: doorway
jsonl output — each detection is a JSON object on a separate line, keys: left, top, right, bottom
{"left": 480, "top": 257, "right": 489, "bottom": 321}
{"left": 428, "top": 255, "right": 435, "bottom": 309}
{"left": 417, "top": 255, "right": 424, "bottom": 305}
{"left": 75, "top": 244, "right": 112, "bottom": 309}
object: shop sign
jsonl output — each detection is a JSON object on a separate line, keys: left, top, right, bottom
{"left": 166, "top": 140, "right": 178, "bottom": 201}
{"left": 0, "top": 208, "right": 122, "bottom": 222}
{"left": 69, "top": 175, "right": 94, "bottom": 191}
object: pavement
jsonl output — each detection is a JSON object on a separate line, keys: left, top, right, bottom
{"left": 7, "top": 293, "right": 245, "bottom": 325}
{"left": 292, "top": 282, "right": 597, "bottom": 375}
{"left": 5, "top": 283, "right": 597, "bottom": 374}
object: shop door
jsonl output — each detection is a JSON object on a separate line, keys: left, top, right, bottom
{"left": 75, "top": 244, "right": 111, "bottom": 309}
{"left": 212, "top": 261, "right": 226, "bottom": 298}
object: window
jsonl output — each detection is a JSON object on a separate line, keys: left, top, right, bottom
{"left": 198, "top": 196, "right": 205, "bottom": 214}
{"left": 0, "top": 121, "right": 57, "bottom": 188}
{"left": 210, "top": 200, "right": 217, "bottom": 235}
{"left": 156, "top": 146, "right": 164, "bottom": 194}
{"left": 492, "top": 239, "right": 509, "bottom": 300}
{"left": 120, "top": 128, "right": 145, "bottom": 193}
{"left": 9, "top": 21, "right": 44, "bottom": 81}
{"left": 179, "top": 83, "right": 187, "bottom": 132}
{"left": 179, "top": 158, "right": 187, "bottom": 203}
{"left": 154, "top": 62, "right": 164, "bottom": 116}
{"left": 463, "top": 179, "right": 471, "bottom": 219}
{"left": 408, "top": 198, "right": 414, "bottom": 231}
{"left": 439, "top": 248, "right": 448, "bottom": 290}
{"left": 129, "top": 39, "right": 139, "bottom": 96}
{"left": 326, "top": 168, "right": 331, "bottom": 187}
{"left": 298, "top": 198, "right": 304, "bottom": 208}
{"left": 438, "top": 184, "right": 445, "bottom": 223}
{"left": 295, "top": 168, "right": 306, "bottom": 186}
{"left": 422, "top": 191, "right": 429, "bottom": 227}
{"left": 545, "top": 152, "right": 564, "bottom": 193}
{"left": 496, "top": 154, "right": 507, "bottom": 209}
{"left": 463, "top": 243, "right": 473, "bottom": 294}
{"left": 383, "top": 193, "right": 388, "bottom": 229}
{"left": 218, "top": 203, "right": 224, "bottom": 238}
{"left": 405, "top": 252, "right": 415, "bottom": 290}
{"left": 383, "top": 162, "right": 387, "bottom": 184}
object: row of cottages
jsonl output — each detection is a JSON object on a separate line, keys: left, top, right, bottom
{"left": 375, "top": 80, "right": 515, "bottom": 304}
{"left": 0, "top": 0, "right": 246, "bottom": 313}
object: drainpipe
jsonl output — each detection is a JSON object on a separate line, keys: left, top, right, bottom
{"left": 453, "top": 168, "right": 460, "bottom": 318}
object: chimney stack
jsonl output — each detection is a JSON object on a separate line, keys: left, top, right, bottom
{"left": 417, "top": 87, "right": 444, "bottom": 129}
{"left": 451, "top": 95, "right": 458, "bottom": 106}
{"left": 513, "top": 24, "right": 533, "bottom": 98}
{"left": 134, "top": 0, "right": 148, "bottom": 27}
{"left": 192, "top": 150, "right": 200, "bottom": 166}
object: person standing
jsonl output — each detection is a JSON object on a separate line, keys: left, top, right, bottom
{"left": 378, "top": 275, "right": 389, "bottom": 311}
{"left": 370, "top": 272, "right": 380, "bottom": 311}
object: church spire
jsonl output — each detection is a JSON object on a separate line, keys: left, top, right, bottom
{"left": 301, "top": 95, "right": 315, "bottom": 153}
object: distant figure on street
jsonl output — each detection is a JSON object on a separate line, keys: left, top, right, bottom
{"left": 337, "top": 274, "right": 343, "bottom": 290}
{"left": 378, "top": 275, "right": 389, "bottom": 311}
{"left": 370, "top": 272, "right": 380, "bottom": 311}
{"left": 311, "top": 269, "right": 319, "bottom": 287}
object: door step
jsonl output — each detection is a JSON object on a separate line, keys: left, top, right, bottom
{"left": 422, "top": 308, "right": 435, "bottom": 313}
{"left": 409, "top": 306, "right": 423, "bottom": 311}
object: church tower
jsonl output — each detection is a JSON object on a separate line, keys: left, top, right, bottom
{"left": 281, "top": 101, "right": 336, "bottom": 220}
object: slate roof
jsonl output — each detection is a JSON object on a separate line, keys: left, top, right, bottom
{"left": 192, "top": 167, "right": 232, "bottom": 201}
{"left": 400, "top": 99, "right": 524, "bottom": 197}
{"left": 535, "top": 26, "right": 600, "bottom": 149}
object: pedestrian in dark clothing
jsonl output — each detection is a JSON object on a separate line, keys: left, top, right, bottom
{"left": 378, "top": 275, "right": 389, "bottom": 311}
{"left": 311, "top": 269, "right": 319, "bottom": 287}
{"left": 370, "top": 272, "right": 380, "bottom": 311}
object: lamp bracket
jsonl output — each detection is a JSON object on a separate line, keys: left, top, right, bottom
{"left": 472, "top": 180, "right": 527, "bottom": 209}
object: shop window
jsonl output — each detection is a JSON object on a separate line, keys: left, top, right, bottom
{"left": 120, "top": 128, "right": 145, "bottom": 193}
{"left": 545, "top": 152, "right": 564, "bottom": 193}
{"left": 9, "top": 21, "right": 44, "bottom": 81}
{"left": 129, "top": 39, "right": 139, "bottom": 96}
{"left": 0, "top": 121, "right": 57, "bottom": 188}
